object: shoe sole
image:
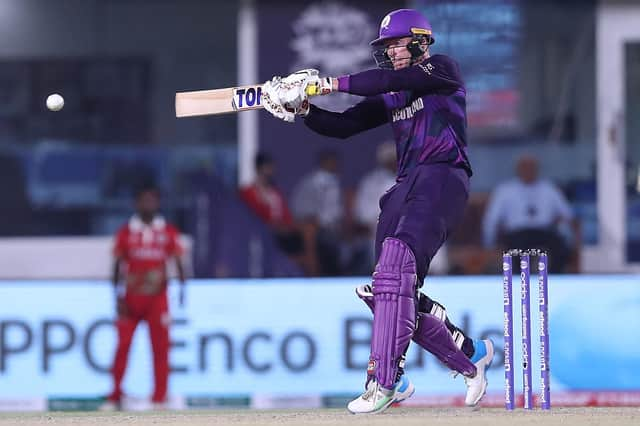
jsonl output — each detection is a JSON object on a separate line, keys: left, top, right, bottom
{"left": 348, "top": 396, "right": 396, "bottom": 415}
{"left": 348, "top": 380, "right": 414, "bottom": 415}
{"left": 466, "top": 339, "right": 495, "bottom": 407}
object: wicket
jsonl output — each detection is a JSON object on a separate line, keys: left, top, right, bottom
{"left": 502, "top": 249, "right": 550, "bottom": 410}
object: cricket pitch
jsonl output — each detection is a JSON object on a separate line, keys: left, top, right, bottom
{"left": 1, "top": 407, "right": 638, "bottom": 426}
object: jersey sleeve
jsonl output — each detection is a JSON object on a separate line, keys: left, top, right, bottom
{"left": 113, "top": 227, "right": 128, "bottom": 259}
{"left": 337, "top": 55, "right": 463, "bottom": 97}
{"left": 303, "top": 95, "right": 388, "bottom": 139}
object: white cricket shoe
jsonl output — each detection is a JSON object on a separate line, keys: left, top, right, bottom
{"left": 393, "top": 375, "right": 415, "bottom": 403}
{"left": 464, "top": 339, "right": 494, "bottom": 407}
{"left": 347, "top": 375, "right": 414, "bottom": 414}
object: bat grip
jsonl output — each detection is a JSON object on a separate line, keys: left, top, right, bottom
{"left": 305, "top": 83, "right": 319, "bottom": 97}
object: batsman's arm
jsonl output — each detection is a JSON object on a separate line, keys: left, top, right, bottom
{"left": 334, "top": 55, "right": 462, "bottom": 97}
{"left": 303, "top": 96, "right": 388, "bottom": 139}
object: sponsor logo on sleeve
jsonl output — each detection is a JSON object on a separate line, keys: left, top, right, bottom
{"left": 419, "top": 63, "right": 434, "bottom": 75}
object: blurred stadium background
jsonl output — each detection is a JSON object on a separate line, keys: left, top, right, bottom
{"left": 0, "top": 0, "right": 639, "bottom": 412}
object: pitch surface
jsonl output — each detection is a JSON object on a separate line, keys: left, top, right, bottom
{"left": 1, "top": 407, "right": 639, "bottom": 426}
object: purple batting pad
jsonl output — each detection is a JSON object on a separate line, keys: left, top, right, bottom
{"left": 369, "top": 237, "right": 418, "bottom": 389}
{"left": 413, "top": 313, "right": 477, "bottom": 376}
{"left": 356, "top": 286, "right": 476, "bottom": 377}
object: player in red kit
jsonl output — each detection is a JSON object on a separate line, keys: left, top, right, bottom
{"left": 102, "top": 185, "right": 186, "bottom": 410}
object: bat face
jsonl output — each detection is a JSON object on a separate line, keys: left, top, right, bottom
{"left": 175, "top": 84, "right": 265, "bottom": 117}
{"left": 232, "top": 86, "right": 263, "bottom": 110}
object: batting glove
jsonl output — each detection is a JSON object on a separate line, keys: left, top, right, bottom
{"left": 262, "top": 76, "right": 296, "bottom": 123}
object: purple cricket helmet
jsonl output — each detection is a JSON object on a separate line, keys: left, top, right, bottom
{"left": 370, "top": 9, "right": 435, "bottom": 46}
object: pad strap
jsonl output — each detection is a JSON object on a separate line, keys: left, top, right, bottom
{"left": 413, "top": 313, "right": 477, "bottom": 376}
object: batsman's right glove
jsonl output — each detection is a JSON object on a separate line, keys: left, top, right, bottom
{"left": 262, "top": 76, "right": 296, "bottom": 123}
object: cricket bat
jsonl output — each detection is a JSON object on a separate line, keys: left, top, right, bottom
{"left": 175, "top": 83, "right": 319, "bottom": 118}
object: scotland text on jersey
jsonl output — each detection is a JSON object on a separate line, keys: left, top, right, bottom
{"left": 392, "top": 97, "right": 424, "bottom": 122}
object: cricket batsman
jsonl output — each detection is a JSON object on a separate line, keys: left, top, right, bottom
{"left": 262, "top": 8, "right": 494, "bottom": 414}
{"left": 102, "top": 184, "right": 186, "bottom": 410}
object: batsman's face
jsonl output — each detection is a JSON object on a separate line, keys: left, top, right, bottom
{"left": 384, "top": 36, "right": 413, "bottom": 70}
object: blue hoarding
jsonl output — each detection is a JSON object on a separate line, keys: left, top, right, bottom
{"left": 0, "top": 276, "right": 638, "bottom": 399}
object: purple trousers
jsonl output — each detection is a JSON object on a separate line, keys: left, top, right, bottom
{"left": 376, "top": 163, "right": 470, "bottom": 284}
{"left": 368, "top": 163, "right": 471, "bottom": 389}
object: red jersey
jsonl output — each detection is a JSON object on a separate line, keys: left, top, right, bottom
{"left": 239, "top": 184, "right": 293, "bottom": 227}
{"left": 114, "top": 215, "right": 183, "bottom": 295}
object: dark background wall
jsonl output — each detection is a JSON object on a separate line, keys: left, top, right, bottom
{"left": 0, "top": 0, "right": 239, "bottom": 145}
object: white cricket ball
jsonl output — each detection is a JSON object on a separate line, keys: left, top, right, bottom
{"left": 46, "top": 93, "right": 64, "bottom": 111}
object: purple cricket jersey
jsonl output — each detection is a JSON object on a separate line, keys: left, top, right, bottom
{"left": 304, "top": 54, "right": 472, "bottom": 180}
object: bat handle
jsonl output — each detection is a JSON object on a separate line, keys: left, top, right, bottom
{"left": 305, "top": 83, "right": 320, "bottom": 97}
